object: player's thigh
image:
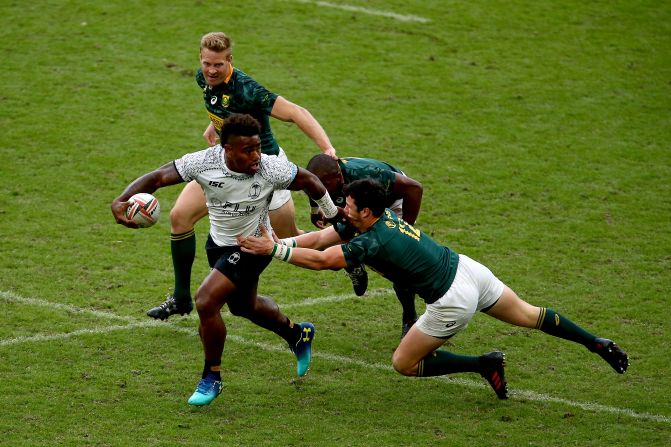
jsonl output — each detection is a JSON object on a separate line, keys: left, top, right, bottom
{"left": 171, "top": 180, "right": 208, "bottom": 231}
{"left": 392, "top": 325, "right": 447, "bottom": 374}
{"left": 483, "top": 285, "right": 540, "bottom": 328}
{"left": 269, "top": 194, "right": 301, "bottom": 238}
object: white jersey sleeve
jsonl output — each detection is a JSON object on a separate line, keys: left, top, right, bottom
{"left": 258, "top": 153, "right": 297, "bottom": 190}
{"left": 174, "top": 146, "right": 220, "bottom": 183}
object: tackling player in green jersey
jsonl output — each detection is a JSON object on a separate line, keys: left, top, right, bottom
{"left": 238, "top": 179, "right": 629, "bottom": 400}
{"left": 147, "top": 32, "right": 337, "bottom": 321}
{"left": 306, "top": 154, "right": 424, "bottom": 337}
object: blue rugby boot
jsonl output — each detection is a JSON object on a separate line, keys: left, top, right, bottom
{"left": 291, "top": 322, "right": 315, "bottom": 377}
{"left": 187, "top": 374, "right": 223, "bottom": 406}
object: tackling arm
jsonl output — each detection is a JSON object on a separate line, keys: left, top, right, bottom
{"left": 392, "top": 173, "right": 423, "bottom": 225}
{"left": 238, "top": 226, "right": 347, "bottom": 271}
{"left": 284, "top": 225, "right": 345, "bottom": 250}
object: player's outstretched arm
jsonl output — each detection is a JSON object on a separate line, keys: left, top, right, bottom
{"left": 239, "top": 226, "right": 347, "bottom": 271}
{"left": 111, "top": 162, "right": 183, "bottom": 227}
{"left": 282, "top": 225, "right": 344, "bottom": 251}
{"left": 270, "top": 96, "right": 336, "bottom": 158}
{"left": 392, "top": 173, "right": 423, "bottom": 225}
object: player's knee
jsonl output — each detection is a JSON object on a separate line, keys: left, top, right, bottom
{"left": 391, "top": 352, "right": 415, "bottom": 376}
{"left": 194, "top": 291, "right": 218, "bottom": 317}
{"left": 170, "top": 206, "right": 196, "bottom": 231}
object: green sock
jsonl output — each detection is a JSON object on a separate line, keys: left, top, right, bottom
{"left": 536, "top": 308, "right": 596, "bottom": 347}
{"left": 416, "top": 350, "right": 482, "bottom": 377}
{"left": 393, "top": 283, "right": 418, "bottom": 323}
{"left": 171, "top": 230, "right": 196, "bottom": 302}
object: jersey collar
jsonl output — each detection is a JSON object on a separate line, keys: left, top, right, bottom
{"left": 223, "top": 65, "right": 234, "bottom": 84}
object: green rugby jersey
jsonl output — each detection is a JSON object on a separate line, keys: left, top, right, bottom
{"left": 197, "top": 68, "right": 280, "bottom": 155}
{"left": 337, "top": 157, "right": 401, "bottom": 206}
{"left": 338, "top": 210, "right": 459, "bottom": 304}
{"left": 310, "top": 157, "right": 402, "bottom": 208}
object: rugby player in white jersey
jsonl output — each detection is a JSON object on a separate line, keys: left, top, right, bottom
{"left": 111, "top": 113, "right": 341, "bottom": 406}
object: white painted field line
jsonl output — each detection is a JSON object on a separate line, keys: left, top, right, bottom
{"left": 0, "top": 320, "right": 164, "bottom": 347}
{"left": 281, "top": 287, "right": 390, "bottom": 308}
{"left": 0, "top": 290, "right": 137, "bottom": 322}
{"left": 290, "top": 0, "right": 431, "bottom": 23}
{"left": 1, "top": 290, "right": 669, "bottom": 424}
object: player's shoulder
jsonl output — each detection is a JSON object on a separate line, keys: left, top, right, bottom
{"left": 231, "top": 67, "right": 259, "bottom": 85}
{"left": 180, "top": 144, "right": 222, "bottom": 165}
{"left": 259, "top": 153, "right": 293, "bottom": 170}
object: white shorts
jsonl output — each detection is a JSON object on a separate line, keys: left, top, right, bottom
{"left": 415, "top": 254, "right": 504, "bottom": 339}
{"left": 389, "top": 171, "right": 406, "bottom": 217}
{"left": 269, "top": 147, "right": 292, "bottom": 211}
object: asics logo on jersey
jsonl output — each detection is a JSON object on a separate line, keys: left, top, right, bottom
{"left": 445, "top": 322, "right": 456, "bottom": 328}
{"left": 210, "top": 97, "right": 217, "bottom": 105}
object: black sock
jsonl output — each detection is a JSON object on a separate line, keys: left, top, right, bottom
{"left": 416, "top": 350, "right": 482, "bottom": 377}
{"left": 171, "top": 230, "right": 195, "bottom": 303}
{"left": 536, "top": 308, "right": 597, "bottom": 348}
{"left": 202, "top": 360, "right": 221, "bottom": 380}
{"left": 285, "top": 320, "right": 303, "bottom": 347}
{"left": 393, "top": 283, "right": 417, "bottom": 323}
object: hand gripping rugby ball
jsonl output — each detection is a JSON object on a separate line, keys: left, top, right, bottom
{"left": 125, "top": 193, "right": 160, "bottom": 228}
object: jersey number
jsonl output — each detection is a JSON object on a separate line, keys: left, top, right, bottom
{"left": 398, "top": 220, "right": 420, "bottom": 241}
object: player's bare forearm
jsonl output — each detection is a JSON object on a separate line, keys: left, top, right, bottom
{"left": 239, "top": 227, "right": 345, "bottom": 269}
{"left": 115, "top": 163, "right": 183, "bottom": 202}
{"left": 288, "top": 245, "right": 347, "bottom": 271}
{"left": 294, "top": 226, "right": 343, "bottom": 250}
{"left": 395, "top": 175, "right": 423, "bottom": 225}
{"left": 270, "top": 96, "right": 336, "bottom": 157}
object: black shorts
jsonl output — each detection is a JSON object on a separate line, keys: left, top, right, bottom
{"left": 205, "top": 235, "right": 272, "bottom": 289}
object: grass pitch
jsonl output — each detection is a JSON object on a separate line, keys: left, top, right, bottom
{"left": 1, "top": 0, "right": 670, "bottom": 445}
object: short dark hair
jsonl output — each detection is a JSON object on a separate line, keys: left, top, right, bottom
{"left": 306, "top": 153, "right": 339, "bottom": 177}
{"left": 343, "top": 179, "right": 386, "bottom": 217}
{"left": 219, "top": 114, "right": 261, "bottom": 144}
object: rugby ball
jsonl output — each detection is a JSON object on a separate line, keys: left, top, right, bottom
{"left": 125, "top": 193, "right": 160, "bottom": 228}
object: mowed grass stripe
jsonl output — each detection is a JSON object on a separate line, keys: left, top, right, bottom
{"left": 1, "top": 290, "right": 667, "bottom": 424}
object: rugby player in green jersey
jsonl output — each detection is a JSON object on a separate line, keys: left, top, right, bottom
{"left": 148, "top": 32, "right": 337, "bottom": 321}
{"left": 306, "top": 154, "right": 424, "bottom": 338}
{"left": 238, "top": 179, "right": 629, "bottom": 399}
{"left": 113, "top": 114, "right": 342, "bottom": 406}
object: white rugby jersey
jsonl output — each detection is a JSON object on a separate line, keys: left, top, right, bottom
{"left": 174, "top": 145, "right": 297, "bottom": 246}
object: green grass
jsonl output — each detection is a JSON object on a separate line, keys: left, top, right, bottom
{"left": 1, "top": 0, "right": 670, "bottom": 445}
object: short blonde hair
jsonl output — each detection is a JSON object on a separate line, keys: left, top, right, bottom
{"left": 200, "top": 32, "right": 232, "bottom": 53}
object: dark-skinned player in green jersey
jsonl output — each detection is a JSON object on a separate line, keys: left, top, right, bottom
{"left": 305, "top": 154, "right": 423, "bottom": 338}
{"left": 147, "top": 32, "right": 337, "bottom": 321}
{"left": 238, "top": 179, "right": 629, "bottom": 399}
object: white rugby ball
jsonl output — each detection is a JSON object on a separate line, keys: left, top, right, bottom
{"left": 125, "top": 193, "right": 160, "bottom": 228}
